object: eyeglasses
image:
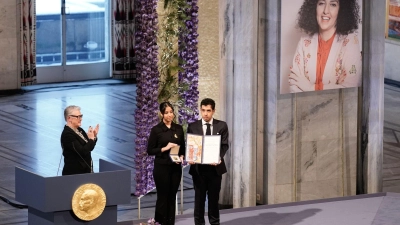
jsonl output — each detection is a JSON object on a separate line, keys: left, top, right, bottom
{"left": 69, "top": 114, "right": 83, "bottom": 119}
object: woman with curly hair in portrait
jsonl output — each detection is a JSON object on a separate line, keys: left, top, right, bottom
{"left": 289, "top": 0, "right": 361, "bottom": 93}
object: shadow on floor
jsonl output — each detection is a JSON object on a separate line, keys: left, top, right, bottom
{"left": 220, "top": 209, "right": 321, "bottom": 225}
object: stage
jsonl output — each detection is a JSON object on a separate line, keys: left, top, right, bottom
{"left": 1, "top": 81, "right": 400, "bottom": 224}
{"left": 120, "top": 192, "right": 400, "bottom": 225}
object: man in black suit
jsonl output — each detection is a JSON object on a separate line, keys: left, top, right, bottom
{"left": 187, "top": 98, "right": 229, "bottom": 225}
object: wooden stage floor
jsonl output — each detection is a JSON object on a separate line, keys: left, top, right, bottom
{"left": 124, "top": 193, "right": 400, "bottom": 225}
{"left": 0, "top": 80, "right": 195, "bottom": 224}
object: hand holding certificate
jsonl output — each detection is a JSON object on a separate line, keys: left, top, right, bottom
{"left": 186, "top": 133, "right": 221, "bottom": 164}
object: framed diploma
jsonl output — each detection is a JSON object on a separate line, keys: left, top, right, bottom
{"left": 186, "top": 133, "right": 221, "bottom": 164}
{"left": 169, "top": 145, "right": 181, "bottom": 163}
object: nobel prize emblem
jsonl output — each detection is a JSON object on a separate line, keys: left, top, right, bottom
{"left": 72, "top": 183, "right": 106, "bottom": 221}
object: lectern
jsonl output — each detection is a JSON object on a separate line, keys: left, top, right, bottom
{"left": 15, "top": 159, "right": 131, "bottom": 225}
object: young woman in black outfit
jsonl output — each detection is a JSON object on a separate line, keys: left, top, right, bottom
{"left": 147, "top": 102, "right": 185, "bottom": 225}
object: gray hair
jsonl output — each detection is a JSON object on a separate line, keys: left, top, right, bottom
{"left": 64, "top": 105, "right": 81, "bottom": 121}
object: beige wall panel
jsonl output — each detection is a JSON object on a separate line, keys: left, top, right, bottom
{"left": 198, "top": 0, "right": 220, "bottom": 118}
{"left": 0, "top": 0, "right": 19, "bottom": 90}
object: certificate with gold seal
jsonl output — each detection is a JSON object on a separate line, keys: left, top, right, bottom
{"left": 72, "top": 183, "right": 107, "bottom": 221}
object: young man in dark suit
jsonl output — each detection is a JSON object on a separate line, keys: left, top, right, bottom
{"left": 187, "top": 98, "right": 229, "bottom": 225}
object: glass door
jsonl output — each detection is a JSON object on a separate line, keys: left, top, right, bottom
{"left": 36, "top": 0, "right": 110, "bottom": 83}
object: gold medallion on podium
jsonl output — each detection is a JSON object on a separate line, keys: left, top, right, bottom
{"left": 72, "top": 183, "right": 107, "bottom": 221}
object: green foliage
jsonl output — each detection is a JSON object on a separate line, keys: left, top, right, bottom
{"left": 157, "top": 0, "right": 190, "bottom": 104}
{"left": 164, "top": 0, "right": 170, "bottom": 9}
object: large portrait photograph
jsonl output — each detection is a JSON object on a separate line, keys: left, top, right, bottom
{"left": 387, "top": 0, "right": 400, "bottom": 40}
{"left": 280, "top": 0, "right": 363, "bottom": 94}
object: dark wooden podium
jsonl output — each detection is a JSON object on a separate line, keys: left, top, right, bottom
{"left": 15, "top": 159, "right": 131, "bottom": 225}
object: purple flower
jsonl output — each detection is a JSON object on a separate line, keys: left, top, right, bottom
{"left": 134, "top": 0, "right": 200, "bottom": 197}
{"left": 146, "top": 218, "right": 161, "bottom": 225}
{"left": 134, "top": 0, "right": 159, "bottom": 197}
{"left": 178, "top": 0, "right": 200, "bottom": 126}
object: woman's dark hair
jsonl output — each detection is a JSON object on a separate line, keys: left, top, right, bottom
{"left": 297, "top": 0, "right": 360, "bottom": 36}
{"left": 159, "top": 102, "right": 174, "bottom": 114}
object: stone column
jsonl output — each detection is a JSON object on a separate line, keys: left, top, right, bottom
{"left": 263, "top": 0, "right": 279, "bottom": 205}
{"left": 256, "top": 0, "right": 267, "bottom": 205}
{"left": 219, "top": 0, "right": 233, "bottom": 207}
{"left": 359, "top": 0, "right": 385, "bottom": 194}
{"left": 220, "top": 0, "right": 258, "bottom": 208}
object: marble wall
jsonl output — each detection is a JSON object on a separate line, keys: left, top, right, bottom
{"left": 218, "top": 0, "right": 233, "bottom": 207}
{"left": 219, "top": 0, "right": 259, "bottom": 208}
{"left": 262, "top": 0, "right": 385, "bottom": 204}
{"left": 0, "top": 0, "right": 20, "bottom": 90}
{"left": 255, "top": 0, "right": 359, "bottom": 205}
{"left": 218, "top": 0, "right": 385, "bottom": 207}
{"left": 264, "top": 0, "right": 385, "bottom": 204}
{"left": 272, "top": 89, "right": 358, "bottom": 203}
{"left": 360, "top": 0, "right": 385, "bottom": 194}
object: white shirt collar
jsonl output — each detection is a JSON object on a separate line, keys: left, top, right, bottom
{"left": 202, "top": 118, "right": 213, "bottom": 125}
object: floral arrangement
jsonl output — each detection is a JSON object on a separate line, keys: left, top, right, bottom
{"left": 158, "top": 0, "right": 199, "bottom": 127}
{"left": 157, "top": 0, "right": 189, "bottom": 103}
{"left": 147, "top": 218, "right": 161, "bottom": 225}
{"left": 134, "top": 0, "right": 200, "bottom": 197}
{"left": 134, "top": 0, "right": 159, "bottom": 196}
{"left": 177, "top": 0, "right": 200, "bottom": 126}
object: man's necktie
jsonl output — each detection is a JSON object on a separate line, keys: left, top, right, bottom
{"left": 205, "top": 123, "right": 211, "bottom": 135}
